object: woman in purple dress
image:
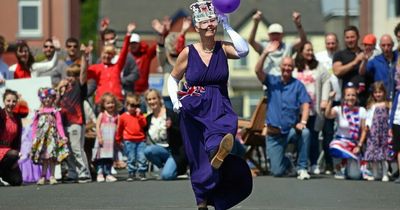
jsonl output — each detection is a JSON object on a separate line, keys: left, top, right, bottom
{"left": 167, "top": 1, "right": 252, "bottom": 210}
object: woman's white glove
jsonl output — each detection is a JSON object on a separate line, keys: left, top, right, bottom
{"left": 218, "top": 14, "right": 249, "bottom": 58}
{"left": 167, "top": 74, "right": 182, "bottom": 113}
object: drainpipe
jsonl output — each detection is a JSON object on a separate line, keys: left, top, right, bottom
{"left": 48, "top": 0, "right": 52, "bottom": 38}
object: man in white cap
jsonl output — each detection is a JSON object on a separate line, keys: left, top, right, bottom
{"left": 98, "top": 20, "right": 139, "bottom": 95}
{"left": 248, "top": 10, "right": 306, "bottom": 75}
{"left": 129, "top": 32, "right": 157, "bottom": 95}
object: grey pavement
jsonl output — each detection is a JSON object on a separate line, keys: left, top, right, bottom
{"left": 0, "top": 173, "right": 399, "bottom": 210}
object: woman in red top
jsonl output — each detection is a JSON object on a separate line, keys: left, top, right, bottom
{"left": 0, "top": 89, "right": 29, "bottom": 186}
{"left": 11, "top": 41, "right": 58, "bottom": 79}
{"left": 88, "top": 23, "right": 135, "bottom": 104}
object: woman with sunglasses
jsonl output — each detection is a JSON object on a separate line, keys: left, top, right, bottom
{"left": 167, "top": 1, "right": 252, "bottom": 210}
{"left": 9, "top": 40, "right": 58, "bottom": 79}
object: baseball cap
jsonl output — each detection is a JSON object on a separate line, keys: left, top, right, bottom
{"left": 362, "top": 34, "right": 376, "bottom": 45}
{"left": 268, "top": 23, "right": 283, "bottom": 34}
{"left": 130, "top": 33, "right": 141, "bottom": 43}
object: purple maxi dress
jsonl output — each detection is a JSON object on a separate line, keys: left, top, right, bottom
{"left": 179, "top": 42, "right": 252, "bottom": 210}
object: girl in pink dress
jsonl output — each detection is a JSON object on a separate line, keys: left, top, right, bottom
{"left": 30, "top": 87, "right": 69, "bottom": 185}
{"left": 93, "top": 93, "right": 120, "bottom": 182}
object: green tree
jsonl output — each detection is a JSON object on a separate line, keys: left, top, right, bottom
{"left": 80, "top": 0, "right": 99, "bottom": 51}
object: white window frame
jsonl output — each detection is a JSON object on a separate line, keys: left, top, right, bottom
{"left": 18, "top": 0, "right": 42, "bottom": 38}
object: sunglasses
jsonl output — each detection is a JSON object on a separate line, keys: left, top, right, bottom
{"left": 128, "top": 103, "right": 140, "bottom": 108}
{"left": 67, "top": 44, "right": 78, "bottom": 49}
{"left": 44, "top": 45, "right": 55, "bottom": 49}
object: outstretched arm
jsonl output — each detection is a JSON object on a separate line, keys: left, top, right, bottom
{"left": 255, "top": 41, "right": 279, "bottom": 83}
{"left": 116, "top": 23, "right": 135, "bottom": 72}
{"left": 248, "top": 10, "right": 263, "bottom": 55}
{"left": 79, "top": 43, "right": 93, "bottom": 85}
{"left": 219, "top": 14, "right": 249, "bottom": 59}
{"left": 31, "top": 51, "right": 58, "bottom": 73}
{"left": 324, "top": 91, "right": 338, "bottom": 119}
{"left": 291, "top": 11, "right": 307, "bottom": 50}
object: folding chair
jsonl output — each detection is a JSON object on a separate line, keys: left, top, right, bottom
{"left": 238, "top": 97, "right": 268, "bottom": 175}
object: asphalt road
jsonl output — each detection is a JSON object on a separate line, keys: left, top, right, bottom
{"left": 0, "top": 173, "right": 399, "bottom": 210}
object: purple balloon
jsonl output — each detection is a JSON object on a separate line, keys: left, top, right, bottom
{"left": 212, "top": 0, "right": 240, "bottom": 14}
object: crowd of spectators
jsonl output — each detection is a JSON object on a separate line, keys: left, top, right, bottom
{"left": 1, "top": 8, "right": 400, "bottom": 187}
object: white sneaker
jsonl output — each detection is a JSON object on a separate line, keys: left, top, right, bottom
{"left": 382, "top": 175, "right": 389, "bottom": 182}
{"left": 111, "top": 167, "right": 118, "bottom": 175}
{"left": 297, "top": 169, "right": 311, "bottom": 180}
{"left": 310, "top": 165, "right": 320, "bottom": 175}
{"left": 0, "top": 178, "right": 9, "bottom": 186}
{"left": 334, "top": 171, "right": 345, "bottom": 180}
{"left": 362, "top": 170, "right": 375, "bottom": 181}
{"left": 97, "top": 174, "right": 105, "bottom": 183}
{"left": 105, "top": 175, "right": 117, "bottom": 182}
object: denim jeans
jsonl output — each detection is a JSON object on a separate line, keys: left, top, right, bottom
{"left": 266, "top": 127, "right": 310, "bottom": 176}
{"left": 124, "top": 141, "right": 148, "bottom": 175}
{"left": 97, "top": 158, "right": 113, "bottom": 176}
{"left": 333, "top": 158, "right": 362, "bottom": 180}
{"left": 144, "top": 145, "right": 178, "bottom": 180}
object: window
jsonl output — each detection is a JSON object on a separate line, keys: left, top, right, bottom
{"left": 18, "top": 0, "right": 42, "bottom": 37}
{"left": 388, "top": 0, "right": 400, "bottom": 17}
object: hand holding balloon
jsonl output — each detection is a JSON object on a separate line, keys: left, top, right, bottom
{"left": 217, "top": 13, "right": 229, "bottom": 29}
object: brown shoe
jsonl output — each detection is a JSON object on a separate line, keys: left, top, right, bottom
{"left": 210, "top": 133, "right": 234, "bottom": 169}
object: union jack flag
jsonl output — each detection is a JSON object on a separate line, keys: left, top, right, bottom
{"left": 177, "top": 83, "right": 206, "bottom": 100}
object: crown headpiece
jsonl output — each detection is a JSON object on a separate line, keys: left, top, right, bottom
{"left": 190, "top": 1, "right": 216, "bottom": 23}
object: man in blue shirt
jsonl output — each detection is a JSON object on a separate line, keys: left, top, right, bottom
{"left": 255, "top": 53, "right": 311, "bottom": 180}
{"left": 359, "top": 34, "right": 398, "bottom": 100}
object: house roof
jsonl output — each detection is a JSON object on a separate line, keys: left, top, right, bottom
{"left": 100, "top": 0, "right": 325, "bottom": 35}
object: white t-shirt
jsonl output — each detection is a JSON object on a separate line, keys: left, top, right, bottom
{"left": 315, "top": 50, "right": 342, "bottom": 101}
{"left": 333, "top": 106, "right": 367, "bottom": 139}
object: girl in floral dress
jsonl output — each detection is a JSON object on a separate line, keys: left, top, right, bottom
{"left": 359, "top": 82, "right": 391, "bottom": 181}
{"left": 31, "top": 87, "right": 69, "bottom": 185}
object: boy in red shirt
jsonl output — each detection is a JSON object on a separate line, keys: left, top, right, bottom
{"left": 116, "top": 93, "right": 148, "bottom": 181}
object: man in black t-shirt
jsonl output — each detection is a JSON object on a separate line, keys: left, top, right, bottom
{"left": 332, "top": 26, "right": 368, "bottom": 106}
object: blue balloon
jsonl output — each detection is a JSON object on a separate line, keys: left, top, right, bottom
{"left": 212, "top": 0, "right": 240, "bottom": 14}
